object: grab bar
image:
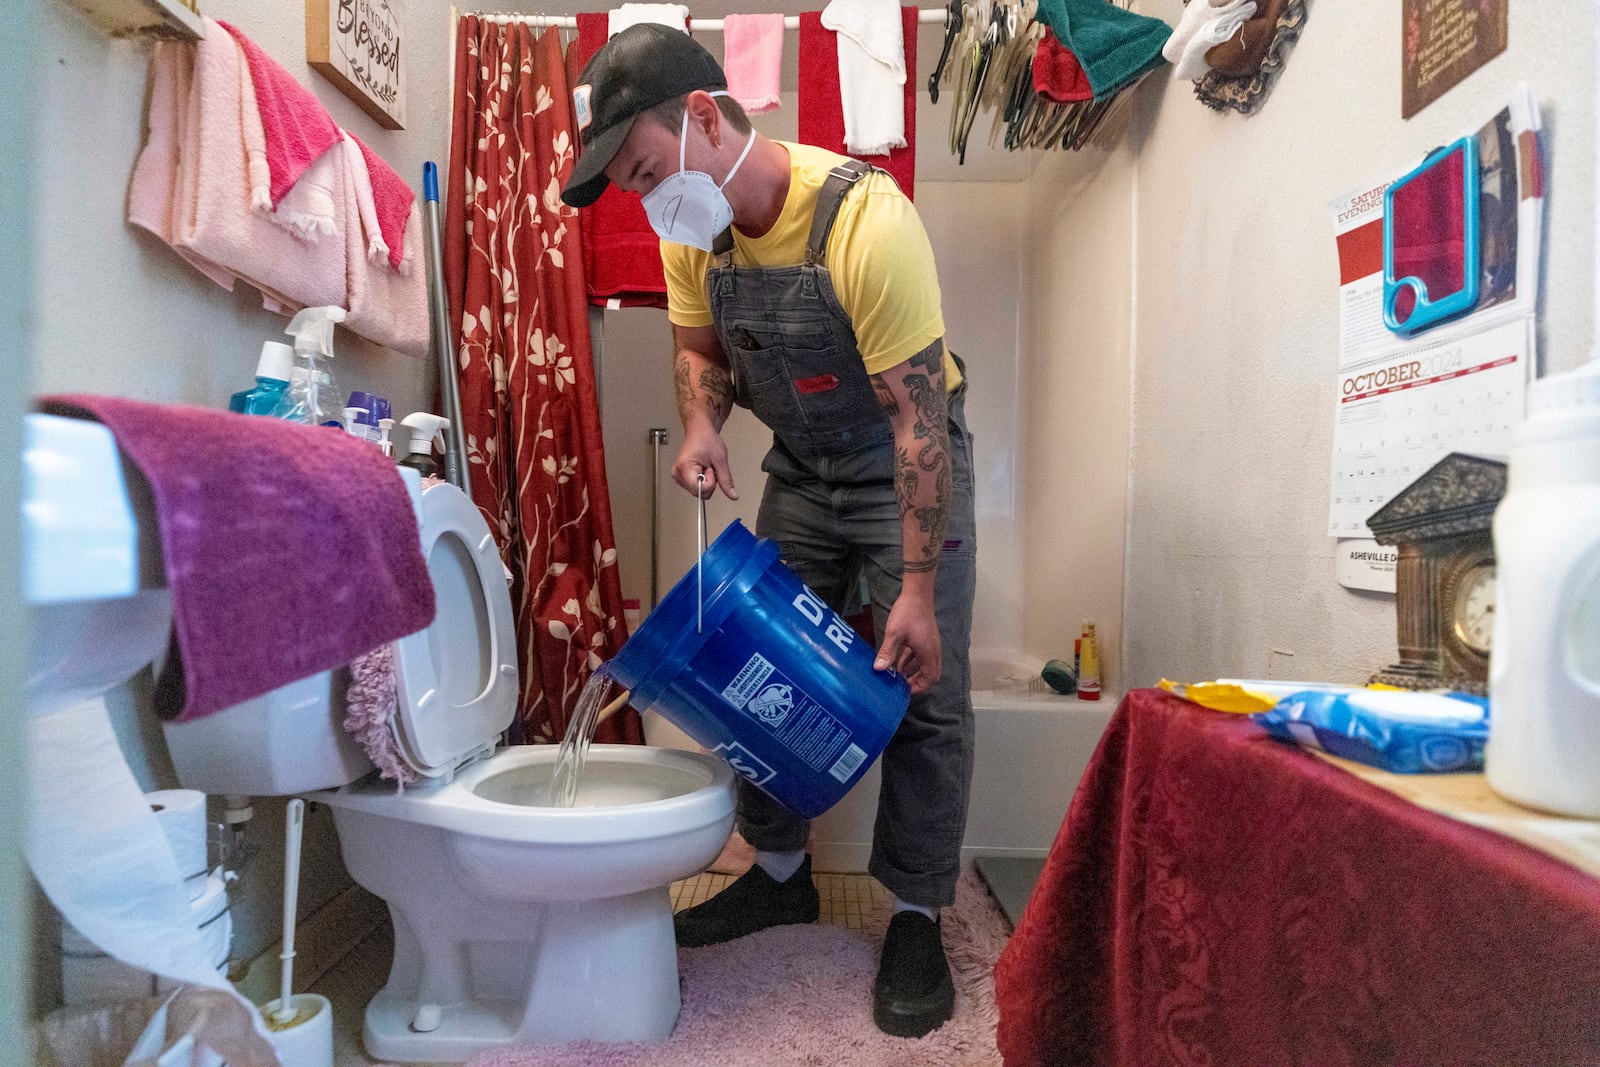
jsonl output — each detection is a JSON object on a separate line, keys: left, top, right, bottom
{"left": 650, "top": 428, "right": 669, "bottom": 608}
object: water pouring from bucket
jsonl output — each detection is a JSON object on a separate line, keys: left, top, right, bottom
{"left": 576, "top": 520, "right": 910, "bottom": 820}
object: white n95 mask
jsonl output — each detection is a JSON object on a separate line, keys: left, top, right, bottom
{"left": 640, "top": 96, "right": 755, "bottom": 252}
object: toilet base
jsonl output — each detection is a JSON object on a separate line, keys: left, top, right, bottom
{"left": 364, "top": 885, "right": 683, "bottom": 1062}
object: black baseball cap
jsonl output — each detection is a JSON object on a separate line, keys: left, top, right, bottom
{"left": 561, "top": 24, "right": 728, "bottom": 208}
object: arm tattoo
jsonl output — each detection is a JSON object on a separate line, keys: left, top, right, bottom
{"left": 699, "top": 365, "right": 733, "bottom": 412}
{"left": 890, "top": 340, "right": 951, "bottom": 572}
{"left": 674, "top": 357, "right": 695, "bottom": 426}
{"left": 870, "top": 373, "right": 899, "bottom": 416}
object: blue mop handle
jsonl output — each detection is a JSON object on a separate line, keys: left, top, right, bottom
{"left": 423, "top": 161, "right": 440, "bottom": 203}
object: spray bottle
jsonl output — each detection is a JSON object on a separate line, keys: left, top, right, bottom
{"left": 398, "top": 413, "right": 450, "bottom": 478}
{"left": 228, "top": 341, "right": 294, "bottom": 416}
{"left": 280, "top": 306, "right": 347, "bottom": 427}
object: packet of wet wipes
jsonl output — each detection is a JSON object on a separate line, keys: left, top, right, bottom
{"left": 1253, "top": 689, "right": 1489, "bottom": 773}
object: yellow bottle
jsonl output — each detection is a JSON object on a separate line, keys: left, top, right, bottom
{"left": 1078, "top": 619, "right": 1101, "bottom": 701}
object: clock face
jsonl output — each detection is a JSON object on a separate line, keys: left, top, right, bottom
{"left": 1453, "top": 563, "right": 1496, "bottom": 655}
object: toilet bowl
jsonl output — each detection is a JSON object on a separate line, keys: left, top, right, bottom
{"left": 323, "top": 745, "right": 733, "bottom": 1060}
{"left": 161, "top": 474, "right": 736, "bottom": 1061}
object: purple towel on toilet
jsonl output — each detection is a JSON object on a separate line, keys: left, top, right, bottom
{"left": 38, "top": 394, "right": 436, "bottom": 722}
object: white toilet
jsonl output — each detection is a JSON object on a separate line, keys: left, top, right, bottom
{"left": 159, "top": 473, "right": 737, "bottom": 1061}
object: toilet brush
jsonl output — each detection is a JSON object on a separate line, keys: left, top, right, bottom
{"left": 264, "top": 797, "right": 333, "bottom": 1067}
{"left": 275, "top": 797, "right": 304, "bottom": 1025}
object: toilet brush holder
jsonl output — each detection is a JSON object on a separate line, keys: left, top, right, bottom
{"left": 264, "top": 993, "right": 333, "bottom": 1067}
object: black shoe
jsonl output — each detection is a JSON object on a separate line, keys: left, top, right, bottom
{"left": 873, "top": 911, "right": 955, "bottom": 1038}
{"left": 674, "top": 856, "right": 820, "bottom": 947}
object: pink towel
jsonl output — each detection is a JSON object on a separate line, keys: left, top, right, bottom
{"left": 128, "top": 26, "right": 348, "bottom": 313}
{"left": 129, "top": 40, "right": 237, "bottom": 292}
{"left": 217, "top": 20, "right": 342, "bottom": 209}
{"left": 723, "top": 14, "right": 785, "bottom": 114}
{"left": 37, "top": 395, "right": 435, "bottom": 724}
{"left": 341, "top": 137, "right": 429, "bottom": 357}
{"left": 350, "top": 134, "right": 415, "bottom": 272}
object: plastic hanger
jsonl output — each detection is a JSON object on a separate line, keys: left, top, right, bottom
{"left": 928, "top": 0, "right": 965, "bottom": 104}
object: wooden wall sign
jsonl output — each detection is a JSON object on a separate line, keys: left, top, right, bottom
{"left": 1402, "top": 0, "right": 1508, "bottom": 120}
{"left": 307, "top": 0, "right": 406, "bottom": 130}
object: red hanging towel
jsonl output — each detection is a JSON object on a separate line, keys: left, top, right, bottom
{"left": 1033, "top": 28, "right": 1094, "bottom": 103}
{"left": 797, "top": 7, "right": 917, "bottom": 201}
{"left": 573, "top": 12, "right": 669, "bottom": 309}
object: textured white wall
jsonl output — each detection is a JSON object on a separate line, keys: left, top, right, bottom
{"left": 1121, "top": 0, "right": 1597, "bottom": 687}
{"left": 28, "top": 0, "right": 462, "bottom": 989}
{"left": 1020, "top": 141, "right": 1136, "bottom": 690}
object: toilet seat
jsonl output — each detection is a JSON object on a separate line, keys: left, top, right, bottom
{"left": 391, "top": 483, "right": 519, "bottom": 778}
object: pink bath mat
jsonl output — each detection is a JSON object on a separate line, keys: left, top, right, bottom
{"left": 460, "top": 868, "right": 1009, "bottom": 1066}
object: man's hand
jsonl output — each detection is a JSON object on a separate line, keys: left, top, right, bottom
{"left": 671, "top": 323, "right": 739, "bottom": 500}
{"left": 672, "top": 423, "right": 738, "bottom": 499}
{"left": 874, "top": 583, "right": 941, "bottom": 695}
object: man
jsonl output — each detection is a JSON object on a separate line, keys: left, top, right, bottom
{"left": 562, "top": 25, "right": 977, "bottom": 1039}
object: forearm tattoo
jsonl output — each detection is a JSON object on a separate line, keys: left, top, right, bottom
{"left": 675, "top": 354, "right": 733, "bottom": 427}
{"left": 674, "top": 357, "right": 694, "bottom": 426}
{"left": 699, "top": 365, "right": 733, "bottom": 416}
{"left": 881, "top": 340, "right": 951, "bottom": 575}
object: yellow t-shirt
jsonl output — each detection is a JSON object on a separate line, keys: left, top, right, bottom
{"left": 662, "top": 141, "right": 962, "bottom": 391}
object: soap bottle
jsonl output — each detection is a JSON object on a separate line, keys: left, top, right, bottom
{"left": 1487, "top": 359, "right": 1600, "bottom": 815}
{"left": 345, "top": 390, "right": 392, "bottom": 444}
{"left": 281, "top": 306, "right": 347, "bottom": 428}
{"left": 228, "top": 341, "right": 294, "bottom": 416}
{"left": 1077, "top": 619, "right": 1101, "bottom": 701}
{"left": 398, "top": 412, "right": 450, "bottom": 478}
{"left": 377, "top": 418, "right": 396, "bottom": 458}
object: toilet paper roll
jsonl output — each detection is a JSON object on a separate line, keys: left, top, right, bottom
{"left": 191, "top": 873, "right": 233, "bottom": 970}
{"left": 148, "top": 788, "right": 209, "bottom": 901}
{"left": 26, "top": 697, "right": 277, "bottom": 1065}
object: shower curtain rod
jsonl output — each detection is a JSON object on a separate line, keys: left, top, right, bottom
{"left": 469, "top": 8, "right": 950, "bottom": 30}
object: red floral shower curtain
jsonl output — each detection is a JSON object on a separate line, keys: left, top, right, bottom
{"left": 445, "top": 17, "right": 642, "bottom": 746}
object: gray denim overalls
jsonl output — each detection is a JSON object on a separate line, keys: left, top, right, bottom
{"left": 705, "top": 159, "right": 977, "bottom": 907}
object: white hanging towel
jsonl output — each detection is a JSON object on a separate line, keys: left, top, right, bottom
{"left": 608, "top": 3, "right": 691, "bottom": 37}
{"left": 821, "top": 0, "right": 906, "bottom": 156}
{"left": 1161, "top": 0, "right": 1258, "bottom": 81}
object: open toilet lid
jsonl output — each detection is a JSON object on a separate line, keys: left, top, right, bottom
{"left": 391, "top": 482, "right": 519, "bottom": 777}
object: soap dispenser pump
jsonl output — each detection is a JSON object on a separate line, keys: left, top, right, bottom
{"left": 282, "top": 306, "right": 347, "bottom": 428}
{"left": 398, "top": 413, "right": 450, "bottom": 478}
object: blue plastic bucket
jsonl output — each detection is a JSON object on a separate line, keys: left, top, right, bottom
{"left": 607, "top": 521, "right": 910, "bottom": 819}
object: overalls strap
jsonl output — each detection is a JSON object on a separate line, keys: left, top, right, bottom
{"left": 804, "top": 160, "right": 872, "bottom": 266}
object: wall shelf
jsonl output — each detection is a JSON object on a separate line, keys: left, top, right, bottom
{"left": 58, "top": 0, "right": 203, "bottom": 39}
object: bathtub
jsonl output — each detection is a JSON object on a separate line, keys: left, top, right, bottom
{"left": 642, "top": 656, "right": 1116, "bottom": 868}
{"left": 796, "top": 656, "right": 1120, "bottom": 868}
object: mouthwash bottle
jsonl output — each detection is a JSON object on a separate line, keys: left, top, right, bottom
{"left": 228, "top": 341, "right": 294, "bottom": 416}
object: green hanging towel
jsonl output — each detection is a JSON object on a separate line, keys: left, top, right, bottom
{"left": 1033, "top": 0, "right": 1172, "bottom": 100}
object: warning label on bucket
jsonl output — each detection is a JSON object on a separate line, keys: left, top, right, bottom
{"left": 722, "top": 653, "right": 777, "bottom": 710}
{"left": 722, "top": 651, "right": 854, "bottom": 774}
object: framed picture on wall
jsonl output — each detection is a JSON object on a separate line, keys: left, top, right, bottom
{"left": 307, "top": 0, "right": 407, "bottom": 130}
{"left": 1401, "top": 0, "right": 1508, "bottom": 120}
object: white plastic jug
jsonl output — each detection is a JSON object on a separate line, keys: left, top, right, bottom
{"left": 1487, "top": 359, "right": 1600, "bottom": 815}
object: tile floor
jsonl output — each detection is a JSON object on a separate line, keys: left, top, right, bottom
{"left": 314, "top": 871, "right": 888, "bottom": 1066}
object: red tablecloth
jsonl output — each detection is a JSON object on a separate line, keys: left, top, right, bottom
{"left": 994, "top": 689, "right": 1600, "bottom": 1067}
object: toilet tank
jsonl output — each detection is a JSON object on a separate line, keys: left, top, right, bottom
{"left": 162, "top": 663, "right": 376, "bottom": 796}
{"left": 159, "top": 467, "right": 426, "bottom": 796}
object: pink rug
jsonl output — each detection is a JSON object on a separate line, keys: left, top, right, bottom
{"left": 464, "top": 868, "right": 1009, "bottom": 1067}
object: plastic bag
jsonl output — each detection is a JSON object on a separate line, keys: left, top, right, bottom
{"left": 31, "top": 987, "right": 271, "bottom": 1067}
{"left": 1252, "top": 689, "right": 1489, "bottom": 773}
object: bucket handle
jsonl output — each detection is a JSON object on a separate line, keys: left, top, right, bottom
{"left": 696, "top": 473, "right": 709, "bottom": 635}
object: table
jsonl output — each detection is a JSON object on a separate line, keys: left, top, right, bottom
{"left": 993, "top": 689, "right": 1600, "bottom": 1067}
